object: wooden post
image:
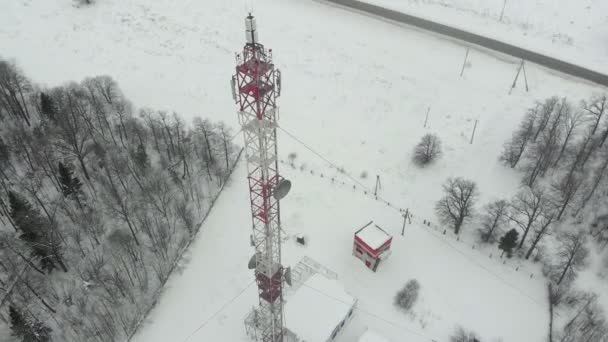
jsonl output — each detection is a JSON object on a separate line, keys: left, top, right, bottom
{"left": 424, "top": 106, "right": 430, "bottom": 128}
{"left": 470, "top": 119, "right": 478, "bottom": 144}
{"left": 499, "top": 0, "right": 507, "bottom": 22}
{"left": 460, "top": 48, "right": 470, "bottom": 77}
{"left": 401, "top": 209, "right": 410, "bottom": 236}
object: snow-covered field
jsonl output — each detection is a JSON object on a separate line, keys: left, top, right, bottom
{"left": 1, "top": 0, "right": 606, "bottom": 341}
{"left": 361, "top": 0, "right": 608, "bottom": 74}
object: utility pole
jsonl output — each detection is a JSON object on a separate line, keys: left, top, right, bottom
{"left": 499, "top": 0, "right": 507, "bottom": 22}
{"left": 460, "top": 47, "right": 470, "bottom": 77}
{"left": 470, "top": 119, "right": 478, "bottom": 144}
{"left": 423, "top": 106, "right": 430, "bottom": 128}
{"left": 401, "top": 209, "right": 411, "bottom": 236}
{"left": 374, "top": 175, "right": 381, "bottom": 197}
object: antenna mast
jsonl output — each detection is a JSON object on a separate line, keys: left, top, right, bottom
{"left": 232, "top": 14, "right": 286, "bottom": 342}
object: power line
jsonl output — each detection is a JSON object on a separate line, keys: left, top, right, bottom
{"left": 277, "top": 124, "right": 546, "bottom": 310}
{"left": 181, "top": 280, "right": 255, "bottom": 342}
{"left": 277, "top": 125, "right": 372, "bottom": 192}
{"left": 301, "top": 283, "right": 438, "bottom": 342}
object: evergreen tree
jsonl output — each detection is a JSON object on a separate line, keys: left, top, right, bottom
{"left": 9, "top": 306, "right": 52, "bottom": 342}
{"left": 9, "top": 191, "right": 66, "bottom": 272}
{"left": 29, "top": 321, "right": 52, "bottom": 342}
{"left": 0, "top": 136, "right": 10, "bottom": 166}
{"left": 9, "top": 305, "right": 28, "bottom": 339}
{"left": 499, "top": 229, "right": 519, "bottom": 258}
{"left": 133, "top": 143, "right": 150, "bottom": 172}
{"left": 58, "top": 162, "right": 83, "bottom": 198}
{"left": 39, "top": 92, "right": 57, "bottom": 123}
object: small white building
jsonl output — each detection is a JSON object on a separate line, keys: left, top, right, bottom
{"left": 357, "top": 329, "right": 392, "bottom": 342}
{"left": 285, "top": 273, "right": 357, "bottom": 342}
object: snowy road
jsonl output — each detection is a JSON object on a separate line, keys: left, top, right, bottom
{"left": 322, "top": 0, "right": 608, "bottom": 86}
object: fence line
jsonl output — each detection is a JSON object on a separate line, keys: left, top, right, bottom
{"left": 279, "top": 158, "right": 538, "bottom": 280}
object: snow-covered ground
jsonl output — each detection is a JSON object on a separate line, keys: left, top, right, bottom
{"left": 1, "top": 0, "right": 606, "bottom": 341}
{"left": 360, "top": 0, "right": 608, "bottom": 74}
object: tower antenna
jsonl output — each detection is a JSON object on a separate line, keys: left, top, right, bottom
{"left": 232, "top": 14, "right": 287, "bottom": 342}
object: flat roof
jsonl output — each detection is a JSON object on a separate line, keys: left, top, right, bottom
{"left": 358, "top": 329, "right": 392, "bottom": 342}
{"left": 285, "top": 274, "right": 356, "bottom": 342}
{"left": 355, "top": 222, "right": 392, "bottom": 250}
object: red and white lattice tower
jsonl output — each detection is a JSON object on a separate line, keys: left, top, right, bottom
{"left": 232, "top": 14, "right": 285, "bottom": 342}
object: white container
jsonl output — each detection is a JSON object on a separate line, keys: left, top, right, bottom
{"left": 245, "top": 16, "right": 257, "bottom": 31}
{"left": 245, "top": 30, "right": 259, "bottom": 44}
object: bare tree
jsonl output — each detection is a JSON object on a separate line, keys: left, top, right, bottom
{"left": 551, "top": 171, "right": 583, "bottom": 220}
{"left": 500, "top": 108, "right": 536, "bottom": 168}
{"left": 523, "top": 98, "right": 569, "bottom": 185}
{"left": 533, "top": 97, "right": 558, "bottom": 142}
{"left": 553, "top": 106, "right": 585, "bottom": 168}
{"left": 509, "top": 185, "right": 547, "bottom": 249}
{"left": 524, "top": 211, "right": 555, "bottom": 260}
{"left": 582, "top": 95, "right": 607, "bottom": 137}
{"left": 413, "top": 133, "right": 442, "bottom": 166}
{"left": 478, "top": 199, "right": 508, "bottom": 243}
{"left": 575, "top": 146, "right": 608, "bottom": 216}
{"left": 435, "top": 177, "right": 478, "bottom": 235}
{"left": 559, "top": 294, "right": 607, "bottom": 342}
{"left": 552, "top": 231, "right": 588, "bottom": 285}
{"left": 0, "top": 60, "right": 33, "bottom": 126}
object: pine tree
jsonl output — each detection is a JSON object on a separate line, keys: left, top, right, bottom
{"left": 39, "top": 92, "right": 57, "bottom": 123}
{"left": 9, "top": 305, "right": 28, "bottom": 339}
{"left": 58, "top": 162, "right": 83, "bottom": 198}
{"left": 9, "top": 191, "right": 66, "bottom": 272}
{"left": 133, "top": 143, "right": 150, "bottom": 172}
{"left": 0, "top": 136, "right": 10, "bottom": 166}
{"left": 9, "top": 306, "right": 52, "bottom": 342}
{"left": 29, "top": 321, "right": 52, "bottom": 342}
{"left": 9, "top": 191, "right": 39, "bottom": 242}
{"left": 499, "top": 229, "right": 519, "bottom": 258}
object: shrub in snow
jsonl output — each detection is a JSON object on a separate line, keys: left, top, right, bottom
{"left": 413, "top": 133, "right": 441, "bottom": 166}
{"left": 394, "top": 279, "right": 420, "bottom": 312}
{"left": 450, "top": 326, "right": 481, "bottom": 342}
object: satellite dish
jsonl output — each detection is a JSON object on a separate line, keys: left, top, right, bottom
{"left": 248, "top": 253, "right": 257, "bottom": 269}
{"left": 284, "top": 267, "right": 292, "bottom": 286}
{"left": 273, "top": 179, "right": 291, "bottom": 200}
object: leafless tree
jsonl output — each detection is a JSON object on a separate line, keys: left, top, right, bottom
{"left": 582, "top": 95, "right": 607, "bottom": 137}
{"left": 575, "top": 146, "right": 608, "bottom": 216}
{"left": 553, "top": 101, "right": 583, "bottom": 168}
{"left": 524, "top": 211, "right": 555, "bottom": 260}
{"left": 435, "top": 177, "right": 478, "bottom": 234}
{"left": 413, "top": 133, "right": 442, "bottom": 166}
{"left": 50, "top": 84, "right": 95, "bottom": 181}
{"left": 478, "top": 199, "right": 508, "bottom": 243}
{"left": 509, "top": 185, "right": 548, "bottom": 249}
{"left": 500, "top": 108, "right": 536, "bottom": 168}
{"left": 551, "top": 171, "right": 583, "bottom": 220}
{"left": 533, "top": 97, "right": 559, "bottom": 142}
{"left": 552, "top": 231, "right": 589, "bottom": 285}
{"left": 559, "top": 295, "right": 608, "bottom": 342}
{"left": 0, "top": 60, "right": 33, "bottom": 125}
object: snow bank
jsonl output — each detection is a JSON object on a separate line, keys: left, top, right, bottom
{"left": 285, "top": 273, "right": 356, "bottom": 342}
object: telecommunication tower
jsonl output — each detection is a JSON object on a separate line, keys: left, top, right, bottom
{"left": 231, "top": 14, "right": 289, "bottom": 342}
